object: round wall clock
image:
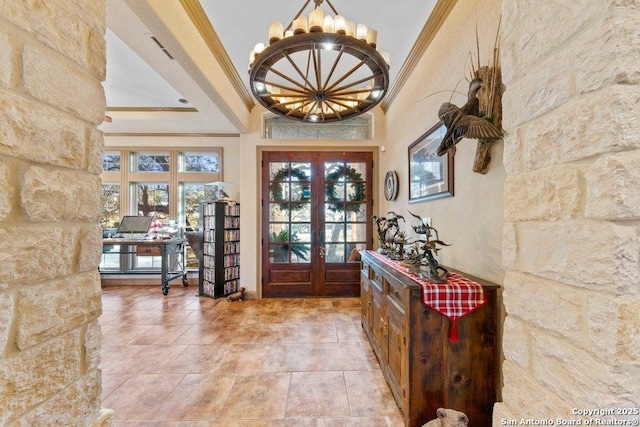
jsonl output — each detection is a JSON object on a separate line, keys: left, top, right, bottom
{"left": 384, "top": 171, "right": 399, "bottom": 201}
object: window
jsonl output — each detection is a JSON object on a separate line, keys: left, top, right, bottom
{"left": 180, "top": 183, "right": 216, "bottom": 230}
{"left": 134, "top": 183, "right": 169, "bottom": 220}
{"left": 101, "top": 184, "right": 120, "bottom": 228}
{"left": 100, "top": 148, "right": 223, "bottom": 270}
{"left": 132, "top": 152, "right": 170, "bottom": 172}
{"left": 264, "top": 115, "right": 372, "bottom": 139}
{"left": 103, "top": 153, "right": 121, "bottom": 171}
{"left": 180, "top": 152, "right": 220, "bottom": 172}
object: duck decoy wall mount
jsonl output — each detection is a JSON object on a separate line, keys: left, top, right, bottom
{"left": 435, "top": 20, "right": 504, "bottom": 174}
{"left": 436, "top": 66, "right": 504, "bottom": 174}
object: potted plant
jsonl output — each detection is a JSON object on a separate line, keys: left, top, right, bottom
{"left": 269, "top": 230, "right": 310, "bottom": 262}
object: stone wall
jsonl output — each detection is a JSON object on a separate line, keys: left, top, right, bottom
{"left": 496, "top": 0, "right": 640, "bottom": 422}
{"left": 0, "top": 0, "right": 112, "bottom": 424}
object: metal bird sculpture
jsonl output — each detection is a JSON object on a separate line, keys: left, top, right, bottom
{"left": 385, "top": 211, "right": 405, "bottom": 241}
{"left": 372, "top": 215, "right": 388, "bottom": 253}
{"left": 436, "top": 77, "right": 502, "bottom": 157}
{"left": 385, "top": 212, "right": 407, "bottom": 259}
{"left": 406, "top": 211, "right": 451, "bottom": 282}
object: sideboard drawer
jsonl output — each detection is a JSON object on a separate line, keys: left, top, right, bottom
{"left": 386, "top": 276, "right": 405, "bottom": 313}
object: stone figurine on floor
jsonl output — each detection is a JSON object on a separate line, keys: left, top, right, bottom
{"left": 422, "top": 408, "right": 469, "bottom": 427}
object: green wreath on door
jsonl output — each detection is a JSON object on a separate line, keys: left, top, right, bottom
{"left": 269, "top": 165, "right": 365, "bottom": 213}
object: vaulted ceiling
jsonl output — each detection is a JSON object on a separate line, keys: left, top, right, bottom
{"left": 101, "top": 0, "right": 454, "bottom": 135}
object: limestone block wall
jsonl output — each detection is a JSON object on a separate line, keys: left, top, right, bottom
{"left": 496, "top": 0, "right": 640, "bottom": 422}
{"left": 0, "top": 0, "right": 112, "bottom": 424}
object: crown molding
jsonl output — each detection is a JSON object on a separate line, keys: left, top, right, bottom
{"left": 106, "top": 107, "right": 199, "bottom": 112}
{"left": 104, "top": 132, "right": 240, "bottom": 137}
{"left": 381, "top": 0, "right": 458, "bottom": 112}
{"left": 179, "top": 0, "right": 255, "bottom": 110}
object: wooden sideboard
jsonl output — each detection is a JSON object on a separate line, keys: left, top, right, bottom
{"left": 360, "top": 250, "right": 501, "bottom": 427}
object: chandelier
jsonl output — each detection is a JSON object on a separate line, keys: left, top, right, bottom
{"left": 248, "top": 0, "right": 390, "bottom": 123}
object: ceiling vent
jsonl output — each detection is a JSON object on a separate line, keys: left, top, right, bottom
{"left": 150, "top": 36, "right": 174, "bottom": 60}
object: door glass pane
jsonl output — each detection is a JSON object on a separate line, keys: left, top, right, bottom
{"left": 325, "top": 223, "right": 345, "bottom": 243}
{"left": 269, "top": 243, "right": 288, "bottom": 263}
{"left": 269, "top": 204, "right": 288, "bottom": 222}
{"left": 346, "top": 162, "right": 366, "bottom": 180}
{"left": 290, "top": 203, "right": 310, "bottom": 222}
{"left": 347, "top": 203, "right": 366, "bottom": 222}
{"left": 291, "top": 223, "right": 311, "bottom": 242}
{"left": 347, "top": 183, "right": 366, "bottom": 201}
{"left": 291, "top": 243, "right": 311, "bottom": 263}
{"left": 269, "top": 221, "right": 289, "bottom": 264}
{"left": 291, "top": 162, "right": 311, "bottom": 181}
{"left": 291, "top": 183, "right": 310, "bottom": 201}
{"left": 270, "top": 182, "right": 289, "bottom": 202}
{"left": 346, "top": 223, "right": 366, "bottom": 242}
{"left": 270, "top": 162, "right": 311, "bottom": 181}
{"left": 325, "top": 162, "right": 345, "bottom": 181}
{"left": 326, "top": 183, "right": 345, "bottom": 201}
{"left": 325, "top": 205, "right": 343, "bottom": 220}
{"left": 269, "top": 226, "right": 311, "bottom": 264}
{"left": 325, "top": 243, "right": 345, "bottom": 262}
{"left": 346, "top": 243, "right": 366, "bottom": 262}
{"left": 270, "top": 162, "right": 289, "bottom": 180}
{"left": 269, "top": 223, "right": 288, "bottom": 237}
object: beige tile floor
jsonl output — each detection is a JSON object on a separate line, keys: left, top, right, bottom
{"left": 100, "top": 284, "right": 404, "bottom": 426}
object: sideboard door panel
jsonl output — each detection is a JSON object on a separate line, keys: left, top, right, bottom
{"left": 386, "top": 306, "right": 407, "bottom": 410}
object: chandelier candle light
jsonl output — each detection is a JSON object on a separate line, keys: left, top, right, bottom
{"left": 248, "top": 0, "right": 390, "bottom": 123}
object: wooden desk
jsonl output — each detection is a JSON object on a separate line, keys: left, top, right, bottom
{"left": 101, "top": 237, "right": 188, "bottom": 295}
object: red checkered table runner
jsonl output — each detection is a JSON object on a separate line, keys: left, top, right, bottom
{"left": 367, "top": 251, "right": 486, "bottom": 341}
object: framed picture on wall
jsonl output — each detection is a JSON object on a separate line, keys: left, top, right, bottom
{"left": 408, "top": 122, "right": 454, "bottom": 203}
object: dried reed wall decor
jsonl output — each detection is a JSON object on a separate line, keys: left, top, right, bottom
{"left": 471, "top": 23, "right": 504, "bottom": 174}
{"left": 430, "top": 22, "right": 504, "bottom": 174}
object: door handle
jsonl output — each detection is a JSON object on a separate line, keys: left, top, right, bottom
{"left": 318, "top": 230, "right": 325, "bottom": 258}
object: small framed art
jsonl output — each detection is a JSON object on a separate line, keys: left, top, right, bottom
{"left": 408, "top": 122, "right": 454, "bottom": 203}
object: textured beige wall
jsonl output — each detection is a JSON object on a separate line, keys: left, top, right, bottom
{"left": 495, "top": 0, "right": 640, "bottom": 422}
{"left": 383, "top": 0, "right": 505, "bottom": 285}
{"left": 0, "top": 0, "right": 112, "bottom": 424}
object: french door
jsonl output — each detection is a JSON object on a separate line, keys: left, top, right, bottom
{"left": 261, "top": 151, "right": 373, "bottom": 297}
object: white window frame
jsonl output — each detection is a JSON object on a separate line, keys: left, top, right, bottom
{"left": 100, "top": 147, "right": 223, "bottom": 227}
